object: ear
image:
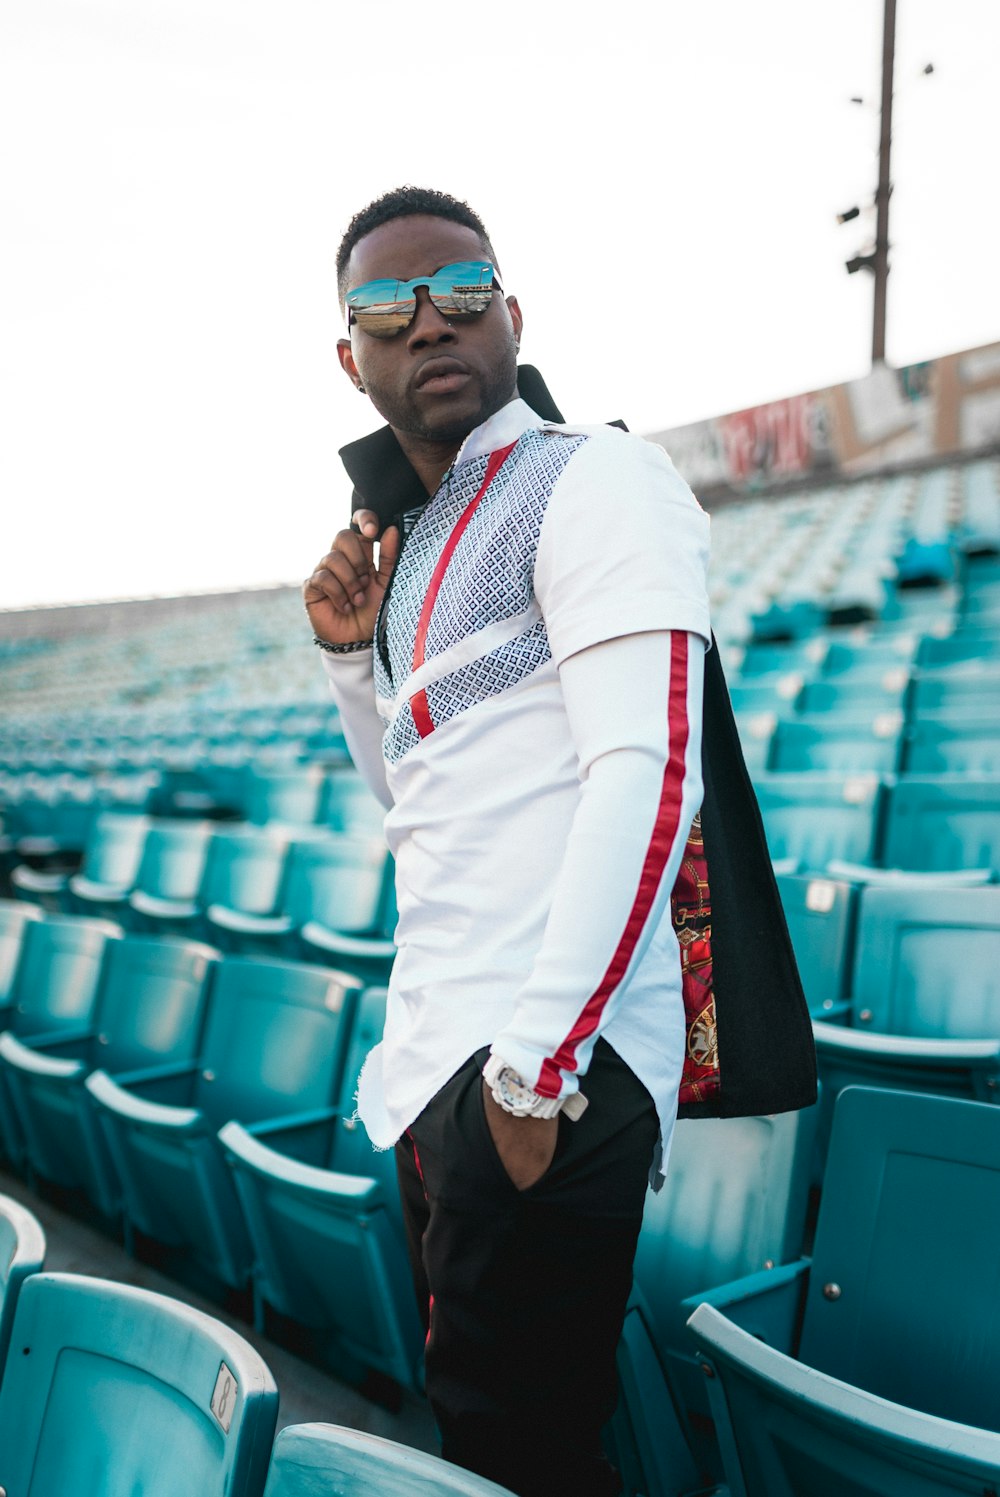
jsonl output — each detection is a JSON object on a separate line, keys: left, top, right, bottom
{"left": 337, "top": 337, "right": 363, "bottom": 391}
{"left": 505, "top": 296, "right": 523, "bottom": 349}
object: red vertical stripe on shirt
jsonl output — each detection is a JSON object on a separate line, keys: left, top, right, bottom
{"left": 409, "top": 442, "right": 518, "bottom": 740}
{"left": 536, "top": 631, "right": 691, "bottom": 1097}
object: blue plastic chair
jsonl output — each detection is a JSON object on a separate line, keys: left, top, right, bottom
{"left": 127, "top": 818, "right": 214, "bottom": 931}
{"left": 321, "top": 771, "right": 387, "bottom": 837}
{"left": 611, "top": 1103, "right": 819, "bottom": 1495}
{"left": 219, "top": 987, "right": 423, "bottom": 1391}
{"left": 774, "top": 872, "right": 857, "bottom": 1017}
{"left": 85, "top": 956, "right": 361, "bottom": 1288}
{"left": 200, "top": 827, "right": 296, "bottom": 950}
{"left": 911, "top": 667, "right": 1000, "bottom": 716}
{"left": 902, "top": 714, "right": 1000, "bottom": 774}
{"left": 753, "top": 772, "right": 886, "bottom": 871}
{"left": 243, "top": 766, "right": 326, "bottom": 827}
{"left": 64, "top": 811, "right": 151, "bottom": 916}
{"left": 0, "top": 1192, "right": 45, "bottom": 1374}
{"left": 0, "top": 933, "right": 218, "bottom": 1216}
{"left": 0, "top": 1273, "right": 278, "bottom": 1497}
{"left": 263, "top": 1423, "right": 516, "bottom": 1496}
{"left": 686, "top": 1087, "right": 1000, "bottom": 1497}
{"left": 210, "top": 835, "right": 387, "bottom": 958}
{"left": 0, "top": 899, "right": 43, "bottom": 1007}
{"left": 881, "top": 774, "right": 1000, "bottom": 873}
{"left": 768, "top": 714, "right": 903, "bottom": 775}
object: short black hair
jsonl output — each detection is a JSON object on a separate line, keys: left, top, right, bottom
{"left": 336, "top": 185, "right": 495, "bottom": 305}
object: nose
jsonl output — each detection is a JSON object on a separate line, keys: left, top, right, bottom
{"left": 406, "top": 284, "right": 457, "bottom": 350}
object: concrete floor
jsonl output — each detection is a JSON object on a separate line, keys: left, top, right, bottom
{"left": 0, "top": 1165, "right": 437, "bottom": 1452}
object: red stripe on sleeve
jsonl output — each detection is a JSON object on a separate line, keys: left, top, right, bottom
{"left": 536, "top": 632, "right": 691, "bottom": 1097}
{"left": 409, "top": 442, "right": 518, "bottom": 739}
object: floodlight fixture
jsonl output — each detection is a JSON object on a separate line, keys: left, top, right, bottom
{"left": 837, "top": 206, "right": 862, "bottom": 225}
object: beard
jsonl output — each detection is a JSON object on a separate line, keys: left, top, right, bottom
{"left": 363, "top": 324, "right": 519, "bottom": 447}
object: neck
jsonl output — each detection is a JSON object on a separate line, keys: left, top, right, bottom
{"left": 393, "top": 430, "right": 464, "bottom": 496}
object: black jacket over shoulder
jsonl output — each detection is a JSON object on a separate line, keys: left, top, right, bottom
{"left": 338, "top": 366, "right": 818, "bottom": 1122}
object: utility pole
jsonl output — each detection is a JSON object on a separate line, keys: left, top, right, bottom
{"left": 871, "top": 0, "right": 896, "bottom": 363}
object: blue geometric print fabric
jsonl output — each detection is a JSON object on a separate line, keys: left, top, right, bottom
{"left": 376, "top": 428, "right": 588, "bottom": 764}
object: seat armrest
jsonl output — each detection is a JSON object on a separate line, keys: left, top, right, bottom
{"left": 682, "top": 1259, "right": 810, "bottom": 1356}
{"left": 85, "top": 1068, "right": 202, "bottom": 1131}
{"left": 812, "top": 1022, "right": 1000, "bottom": 1060}
{"left": 0, "top": 1032, "right": 86, "bottom": 1080}
{"left": 219, "top": 1120, "right": 381, "bottom": 1204}
{"left": 299, "top": 924, "right": 394, "bottom": 959}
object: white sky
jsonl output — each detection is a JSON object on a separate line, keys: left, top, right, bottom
{"left": 2, "top": 0, "right": 998, "bottom": 610}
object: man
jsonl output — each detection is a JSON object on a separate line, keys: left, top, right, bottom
{"left": 305, "top": 186, "right": 710, "bottom": 1496}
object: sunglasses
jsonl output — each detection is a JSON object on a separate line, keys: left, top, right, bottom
{"left": 345, "top": 259, "right": 502, "bottom": 339}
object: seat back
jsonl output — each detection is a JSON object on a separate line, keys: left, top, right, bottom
{"left": 244, "top": 768, "right": 326, "bottom": 827}
{"left": 195, "top": 956, "right": 361, "bottom": 1125}
{"left": 903, "top": 715, "right": 1000, "bottom": 774}
{"left": 80, "top": 812, "right": 150, "bottom": 885}
{"left": 90, "top": 934, "right": 219, "bottom": 1072}
{"left": 754, "top": 773, "right": 885, "bottom": 870}
{"left": 321, "top": 772, "right": 386, "bottom": 836}
{"left": 775, "top": 873, "right": 857, "bottom": 1015}
{"left": 263, "top": 1423, "right": 515, "bottom": 1496}
{"left": 689, "top": 1298, "right": 1000, "bottom": 1497}
{"left": 882, "top": 775, "right": 1000, "bottom": 872}
{"left": 851, "top": 884, "right": 1000, "bottom": 1035}
{"left": 6, "top": 915, "right": 121, "bottom": 1037}
{"left": 133, "top": 819, "right": 213, "bottom": 900}
{"left": 768, "top": 715, "right": 903, "bottom": 775}
{"left": 0, "top": 1192, "right": 45, "bottom": 1373}
{"left": 199, "top": 829, "right": 290, "bottom": 915}
{"left": 280, "top": 838, "right": 386, "bottom": 935}
{"left": 337, "top": 985, "right": 387, "bottom": 1114}
{"left": 0, "top": 900, "right": 43, "bottom": 1007}
{"left": 800, "top": 1087, "right": 1000, "bottom": 1430}
{"left": 634, "top": 1107, "right": 818, "bottom": 1361}
{"left": 0, "top": 1273, "right": 277, "bottom": 1497}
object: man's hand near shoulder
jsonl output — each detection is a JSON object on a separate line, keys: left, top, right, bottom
{"left": 303, "top": 509, "right": 400, "bottom": 646}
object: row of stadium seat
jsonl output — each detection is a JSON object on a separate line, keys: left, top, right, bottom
{"left": 1, "top": 891, "right": 998, "bottom": 1496}
{"left": 0, "top": 1197, "right": 509, "bottom": 1494}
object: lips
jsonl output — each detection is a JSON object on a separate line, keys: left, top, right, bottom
{"left": 414, "top": 357, "right": 472, "bottom": 395}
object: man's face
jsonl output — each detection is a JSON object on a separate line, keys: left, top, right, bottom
{"left": 337, "top": 215, "right": 522, "bottom": 447}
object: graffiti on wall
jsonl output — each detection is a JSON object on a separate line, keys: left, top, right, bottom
{"left": 650, "top": 340, "right": 1000, "bottom": 496}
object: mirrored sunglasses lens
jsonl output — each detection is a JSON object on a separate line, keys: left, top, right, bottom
{"left": 352, "top": 301, "right": 417, "bottom": 337}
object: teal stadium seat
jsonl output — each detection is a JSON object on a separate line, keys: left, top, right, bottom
{"left": 0, "top": 899, "right": 43, "bottom": 1006}
{"left": 610, "top": 1103, "right": 818, "bottom": 1496}
{"left": 219, "top": 987, "right": 423, "bottom": 1391}
{"left": 243, "top": 766, "right": 327, "bottom": 827}
{"left": 686, "top": 1087, "right": 1000, "bottom": 1497}
{"left": 0, "top": 1273, "right": 277, "bottom": 1497}
{"left": 85, "top": 956, "right": 361, "bottom": 1288}
{"left": 753, "top": 773, "right": 886, "bottom": 871}
{"left": 810, "top": 885, "right": 1000, "bottom": 1166}
{"left": 882, "top": 774, "right": 1000, "bottom": 873}
{"left": 917, "top": 625, "right": 1000, "bottom": 669}
{"left": 902, "top": 714, "right": 1000, "bottom": 774}
{"left": 200, "top": 827, "right": 296, "bottom": 949}
{"left": 768, "top": 713, "right": 903, "bottom": 774}
{"left": 0, "top": 913, "right": 121, "bottom": 1168}
{"left": 63, "top": 811, "right": 151, "bottom": 918}
{"left": 774, "top": 872, "right": 857, "bottom": 1016}
{"left": 263, "top": 1423, "right": 516, "bottom": 1496}
{"left": 127, "top": 818, "right": 214, "bottom": 931}
{"left": 0, "top": 1192, "right": 45, "bottom": 1373}
{"left": 796, "top": 670, "right": 909, "bottom": 714}
{"left": 910, "top": 666, "right": 1000, "bottom": 716}
{"left": 321, "top": 770, "right": 387, "bottom": 837}
{"left": 208, "top": 835, "right": 387, "bottom": 959}
{"left": 0, "top": 934, "right": 218, "bottom": 1217}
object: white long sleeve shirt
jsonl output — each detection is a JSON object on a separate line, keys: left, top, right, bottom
{"left": 323, "top": 398, "right": 710, "bottom": 1181}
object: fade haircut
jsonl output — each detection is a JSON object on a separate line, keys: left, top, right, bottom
{"left": 336, "top": 185, "right": 496, "bottom": 305}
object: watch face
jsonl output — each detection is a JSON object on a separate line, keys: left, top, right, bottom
{"left": 498, "top": 1067, "right": 533, "bottom": 1110}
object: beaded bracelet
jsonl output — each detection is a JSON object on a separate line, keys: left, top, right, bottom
{"left": 313, "top": 636, "right": 374, "bottom": 654}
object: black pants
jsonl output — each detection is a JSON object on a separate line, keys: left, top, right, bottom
{"left": 395, "top": 1039, "right": 659, "bottom": 1497}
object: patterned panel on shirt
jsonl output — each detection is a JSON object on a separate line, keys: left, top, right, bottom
{"left": 380, "top": 428, "right": 588, "bottom": 765}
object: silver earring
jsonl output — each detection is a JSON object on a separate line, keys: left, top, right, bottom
{"left": 358, "top": 383, "right": 366, "bottom": 394}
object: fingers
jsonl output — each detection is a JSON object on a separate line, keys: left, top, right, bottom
{"left": 304, "top": 528, "right": 375, "bottom": 614}
{"left": 375, "top": 524, "right": 401, "bottom": 583}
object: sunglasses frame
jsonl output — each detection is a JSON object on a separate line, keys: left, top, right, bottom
{"left": 345, "top": 259, "right": 504, "bottom": 338}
